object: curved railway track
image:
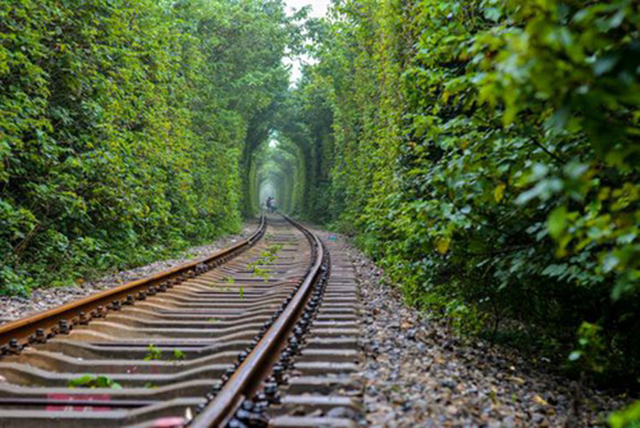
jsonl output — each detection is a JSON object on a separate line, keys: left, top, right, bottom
{"left": 0, "top": 215, "right": 363, "bottom": 428}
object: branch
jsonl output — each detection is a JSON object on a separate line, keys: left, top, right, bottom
{"left": 531, "top": 137, "right": 567, "bottom": 165}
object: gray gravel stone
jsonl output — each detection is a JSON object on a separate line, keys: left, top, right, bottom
{"left": 309, "top": 228, "right": 632, "bottom": 427}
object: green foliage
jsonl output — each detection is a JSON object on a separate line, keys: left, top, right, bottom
{"left": 68, "top": 375, "right": 122, "bottom": 389}
{"left": 0, "top": 0, "right": 295, "bottom": 295}
{"left": 610, "top": 400, "right": 640, "bottom": 428}
{"left": 262, "top": 244, "right": 283, "bottom": 263}
{"left": 144, "top": 344, "right": 162, "bottom": 361}
{"left": 291, "top": 0, "right": 640, "bottom": 388}
{"left": 250, "top": 265, "right": 272, "bottom": 281}
{"left": 142, "top": 344, "right": 184, "bottom": 362}
{"left": 248, "top": 243, "right": 282, "bottom": 280}
{"left": 568, "top": 322, "right": 606, "bottom": 374}
{"left": 169, "top": 349, "right": 185, "bottom": 362}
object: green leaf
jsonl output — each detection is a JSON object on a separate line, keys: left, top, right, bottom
{"left": 67, "top": 375, "right": 93, "bottom": 388}
{"left": 568, "top": 351, "right": 582, "bottom": 362}
{"left": 609, "top": 400, "right": 640, "bottom": 428}
{"left": 548, "top": 206, "right": 568, "bottom": 240}
{"left": 494, "top": 183, "right": 506, "bottom": 203}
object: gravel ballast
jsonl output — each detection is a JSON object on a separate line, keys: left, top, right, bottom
{"left": 0, "top": 222, "right": 256, "bottom": 325}
{"left": 310, "top": 228, "right": 630, "bottom": 428}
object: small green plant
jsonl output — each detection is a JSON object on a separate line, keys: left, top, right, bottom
{"left": 568, "top": 322, "right": 605, "bottom": 374}
{"left": 246, "top": 243, "right": 283, "bottom": 281}
{"left": 239, "top": 286, "right": 244, "bottom": 299}
{"left": 208, "top": 318, "right": 219, "bottom": 323}
{"left": 169, "top": 349, "right": 185, "bottom": 362}
{"left": 252, "top": 265, "right": 272, "bottom": 280}
{"left": 262, "top": 244, "right": 283, "bottom": 264}
{"left": 143, "top": 382, "right": 158, "bottom": 389}
{"left": 259, "top": 250, "right": 276, "bottom": 264}
{"left": 68, "top": 375, "right": 122, "bottom": 389}
{"left": 446, "top": 300, "right": 485, "bottom": 337}
{"left": 144, "top": 344, "right": 162, "bottom": 361}
{"left": 224, "top": 276, "right": 235, "bottom": 284}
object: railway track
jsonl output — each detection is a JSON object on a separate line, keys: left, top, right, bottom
{"left": 0, "top": 215, "right": 363, "bottom": 428}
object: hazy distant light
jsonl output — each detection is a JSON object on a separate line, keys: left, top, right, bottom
{"left": 285, "top": 0, "right": 330, "bottom": 18}
{"left": 269, "top": 139, "right": 280, "bottom": 148}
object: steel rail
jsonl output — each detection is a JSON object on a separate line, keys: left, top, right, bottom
{"left": 0, "top": 215, "right": 266, "bottom": 354}
{"left": 189, "top": 215, "right": 325, "bottom": 428}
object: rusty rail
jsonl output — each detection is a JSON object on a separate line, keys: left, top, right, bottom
{"left": 0, "top": 215, "right": 265, "bottom": 355}
{"left": 189, "top": 215, "right": 325, "bottom": 427}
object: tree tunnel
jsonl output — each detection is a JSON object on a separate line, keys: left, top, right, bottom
{"left": 247, "top": 133, "right": 306, "bottom": 215}
{"left": 242, "top": 73, "right": 335, "bottom": 220}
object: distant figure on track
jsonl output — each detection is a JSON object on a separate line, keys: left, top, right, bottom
{"left": 266, "top": 196, "right": 276, "bottom": 213}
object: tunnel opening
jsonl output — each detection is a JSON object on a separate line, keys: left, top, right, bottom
{"left": 248, "top": 132, "right": 305, "bottom": 215}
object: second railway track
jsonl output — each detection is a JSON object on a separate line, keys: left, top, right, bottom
{"left": 0, "top": 215, "right": 364, "bottom": 428}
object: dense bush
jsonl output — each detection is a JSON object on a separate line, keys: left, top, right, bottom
{"left": 293, "top": 0, "right": 640, "bottom": 388}
{"left": 0, "top": 0, "right": 293, "bottom": 295}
